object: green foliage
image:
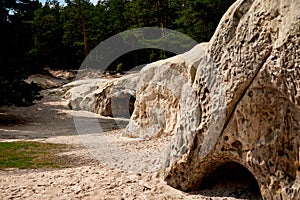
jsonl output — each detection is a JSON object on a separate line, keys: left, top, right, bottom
{"left": 30, "top": 0, "right": 235, "bottom": 71}
{"left": 0, "top": 141, "right": 69, "bottom": 169}
{"left": 0, "top": 0, "right": 235, "bottom": 106}
{"left": 116, "top": 63, "right": 123, "bottom": 73}
{"left": 32, "top": 0, "right": 64, "bottom": 68}
{"left": 0, "top": 80, "right": 42, "bottom": 107}
{"left": 0, "top": 0, "right": 42, "bottom": 107}
{"left": 174, "top": 0, "right": 236, "bottom": 42}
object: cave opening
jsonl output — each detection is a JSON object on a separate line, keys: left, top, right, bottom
{"left": 129, "top": 95, "right": 136, "bottom": 116}
{"left": 197, "top": 161, "right": 263, "bottom": 199}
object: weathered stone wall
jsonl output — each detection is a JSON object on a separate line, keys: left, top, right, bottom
{"left": 103, "top": 0, "right": 300, "bottom": 198}
{"left": 163, "top": 0, "right": 300, "bottom": 199}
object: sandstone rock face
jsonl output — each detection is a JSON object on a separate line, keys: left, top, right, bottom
{"left": 95, "top": 73, "right": 138, "bottom": 118}
{"left": 125, "top": 0, "right": 300, "bottom": 199}
{"left": 63, "top": 78, "right": 105, "bottom": 111}
{"left": 63, "top": 73, "right": 139, "bottom": 118}
{"left": 125, "top": 43, "right": 208, "bottom": 138}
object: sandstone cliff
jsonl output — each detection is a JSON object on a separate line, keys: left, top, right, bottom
{"left": 126, "top": 0, "right": 300, "bottom": 199}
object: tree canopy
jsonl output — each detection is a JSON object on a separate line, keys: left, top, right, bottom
{"left": 0, "top": 0, "right": 235, "bottom": 106}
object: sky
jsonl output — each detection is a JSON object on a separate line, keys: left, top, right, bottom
{"left": 39, "top": 0, "right": 99, "bottom": 6}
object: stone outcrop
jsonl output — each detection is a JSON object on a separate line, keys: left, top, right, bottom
{"left": 63, "top": 73, "right": 139, "bottom": 118}
{"left": 125, "top": 0, "right": 300, "bottom": 199}
{"left": 125, "top": 43, "right": 208, "bottom": 138}
{"left": 95, "top": 73, "right": 138, "bottom": 118}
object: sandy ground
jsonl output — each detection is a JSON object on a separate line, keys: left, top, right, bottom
{"left": 0, "top": 91, "right": 260, "bottom": 200}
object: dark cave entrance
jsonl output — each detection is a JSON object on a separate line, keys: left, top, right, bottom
{"left": 128, "top": 95, "right": 136, "bottom": 116}
{"left": 197, "top": 161, "right": 263, "bottom": 199}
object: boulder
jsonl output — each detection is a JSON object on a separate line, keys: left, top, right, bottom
{"left": 63, "top": 73, "right": 139, "bottom": 118}
{"left": 125, "top": 0, "right": 300, "bottom": 198}
{"left": 125, "top": 43, "right": 208, "bottom": 138}
{"left": 95, "top": 73, "right": 138, "bottom": 118}
{"left": 63, "top": 78, "right": 105, "bottom": 112}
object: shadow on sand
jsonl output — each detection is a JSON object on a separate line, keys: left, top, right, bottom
{"left": 0, "top": 95, "right": 128, "bottom": 140}
{"left": 189, "top": 161, "right": 263, "bottom": 199}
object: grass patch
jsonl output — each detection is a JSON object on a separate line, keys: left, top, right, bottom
{"left": 0, "top": 141, "right": 70, "bottom": 170}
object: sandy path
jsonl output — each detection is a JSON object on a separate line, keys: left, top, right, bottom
{"left": 0, "top": 92, "right": 257, "bottom": 199}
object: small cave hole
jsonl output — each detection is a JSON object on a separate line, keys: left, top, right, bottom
{"left": 129, "top": 95, "right": 136, "bottom": 116}
{"left": 198, "top": 162, "right": 262, "bottom": 199}
{"left": 278, "top": 150, "right": 284, "bottom": 157}
{"left": 248, "top": 91, "right": 254, "bottom": 98}
{"left": 231, "top": 140, "right": 242, "bottom": 149}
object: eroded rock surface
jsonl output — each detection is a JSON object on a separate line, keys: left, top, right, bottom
{"left": 125, "top": 0, "right": 300, "bottom": 199}
{"left": 125, "top": 43, "right": 208, "bottom": 138}
{"left": 62, "top": 73, "right": 139, "bottom": 118}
